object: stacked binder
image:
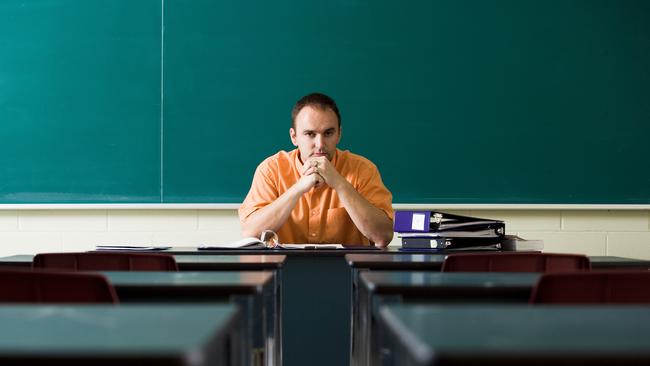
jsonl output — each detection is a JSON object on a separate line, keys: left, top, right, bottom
{"left": 394, "top": 211, "right": 506, "bottom": 250}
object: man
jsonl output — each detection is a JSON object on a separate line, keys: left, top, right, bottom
{"left": 239, "top": 93, "right": 394, "bottom": 246}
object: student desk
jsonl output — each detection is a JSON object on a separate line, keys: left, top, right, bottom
{"left": 0, "top": 255, "right": 34, "bottom": 268}
{"left": 346, "top": 253, "right": 650, "bottom": 274}
{"left": 377, "top": 304, "right": 650, "bottom": 366}
{"left": 4, "top": 250, "right": 643, "bottom": 366}
{"left": 164, "top": 246, "right": 383, "bottom": 366}
{"left": 171, "top": 255, "right": 285, "bottom": 366}
{"left": 346, "top": 253, "right": 650, "bottom": 313}
{"left": 103, "top": 271, "right": 273, "bottom": 366}
{"left": 356, "top": 271, "right": 539, "bottom": 366}
{"left": 0, "top": 304, "right": 241, "bottom": 365}
{"left": 345, "top": 253, "right": 650, "bottom": 366}
{"left": 0, "top": 254, "right": 286, "bottom": 271}
{"left": 0, "top": 254, "right": 285, "bottom": 366}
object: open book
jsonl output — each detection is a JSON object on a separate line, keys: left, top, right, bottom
{"left": 198, "top": 237, "right": 267, "bottom": 250}
{"left": 198, "top": 238, "right": 344, "bottom": 250}
{"left": 95, "top": 245, "right": 171, "bottom": 251}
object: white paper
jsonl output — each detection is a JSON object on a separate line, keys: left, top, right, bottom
{"left": 95, "top": 245, "right": 171, "bottom": 251}
{"left": 198, "top": 237, "right": 264, "bottom": 249}
{"left": 411, "top": 213, "right": 426, "bottom": 231}
{"left": 278, "top": 244, "right": 344, "bottom": 249}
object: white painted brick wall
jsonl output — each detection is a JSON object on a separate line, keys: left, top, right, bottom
{"left": 150, "top": 230, "right": 242, "bottom": 246}
{"left": 108, "top": 211, "right": 198, "bottom": 231}
{"left": 516, "top": 231, "right": 608, "bottom": 256}
{"left": 472, "top": 210, "right": 561, "bottom": 231}
{"left": 607, "top": 232, "right": 650, "bottom": 259}
{"left": 19, "top": 211, "right": 107, "bottom": 231}
{"left": 62, "top": 231, "right": 154, "bottom": 252}
{"left": 0, "top": 232, "right": 64, "bottom": 257}
{"left": 562, "top": 211, "right": 649, "bottom": 231}
{"left": 0, "top": 211, "right": 18, "bottom": 230}
{"left": 0, "top": 209, "right": 648, "bottom": 259}
{"left": 198, "top": 211, "right": 242, "bottom": 231}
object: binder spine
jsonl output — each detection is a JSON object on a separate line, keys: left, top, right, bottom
{"left": 401, "top": 237, "right": 448, "bottom": 249}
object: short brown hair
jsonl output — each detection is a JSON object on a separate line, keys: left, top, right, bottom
{"left": 291, "top": 93, "right": 341, "bottom": 129}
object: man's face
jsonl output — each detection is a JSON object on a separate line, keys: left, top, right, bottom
{"left": 290, "top": 105, "right": 341, "bottom": 162}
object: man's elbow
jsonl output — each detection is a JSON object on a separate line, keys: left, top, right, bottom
{"left": 372, "top": 230, "right": 394, "bottom": 248}
{"left": 239, "top": 219, "right": 259, "bottom": 238}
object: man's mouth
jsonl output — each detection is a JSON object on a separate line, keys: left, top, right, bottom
{"left": 312, "top": 152, "right": 327, "bottom": 157}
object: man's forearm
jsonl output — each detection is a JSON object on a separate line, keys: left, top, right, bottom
{"left": 333, "top": 180, "right": 394, "bottom": 247}
{"left": 240, "top": 185, "right": 303, "bottom": 238}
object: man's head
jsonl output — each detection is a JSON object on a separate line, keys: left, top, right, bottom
{"left": 290, "top": 93, "right": 342, "bottom": 162}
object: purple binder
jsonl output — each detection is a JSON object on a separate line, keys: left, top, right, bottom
{"left": 393, "top": 211, "right": 431, "bottom": 233}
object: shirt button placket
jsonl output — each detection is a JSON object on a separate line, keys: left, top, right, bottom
{"left": 308, "top": 195, "right": 319, "bottom": 242}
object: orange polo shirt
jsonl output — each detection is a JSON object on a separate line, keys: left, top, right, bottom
{"left": 239, "top": 149, "right": 393, "bottom": 245}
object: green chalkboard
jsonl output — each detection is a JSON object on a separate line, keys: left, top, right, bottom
{"left": 0, "top": 0, "right": 161, "bottom": 203}
{"left": 2, "top": 0, "right": 650, "bottom": 204}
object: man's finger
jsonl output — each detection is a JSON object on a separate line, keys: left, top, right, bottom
{"left": 304, "top": 167, "right": 318, "bottom": 175}
{"left": 302, "top": 162, "right": 315, "bottom": 175}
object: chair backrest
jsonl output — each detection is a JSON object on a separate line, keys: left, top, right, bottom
{"left": 530, "top": 271, "right": 650, "bottom": 304}
{"left": 33, "top": 252, "right": 178, "bottom": 271}
{"left": 441, "top": 252, "right": 591, "bottom": 272}
{"left": 0, "top": 270, "right": 119, "bottom": 303}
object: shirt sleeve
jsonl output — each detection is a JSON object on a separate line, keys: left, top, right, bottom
{"left": 238, "top": 159, "right": 279, "bottom": 222}
{"left": 357, "top": 162, "right": 394, "bottom": 220}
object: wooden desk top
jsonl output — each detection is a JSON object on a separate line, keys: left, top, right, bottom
{"left": 4, "top": 252, "right": 648, "bottom": 270}
{"left": 360, "top": 271, "right": 540, "bottom": 295}
{"left": 174, "top": 254, "right": 286, "bottom": 269}
{"left": 165, "top": 246, "right": 384, "bottom": 256}
{"left": 0, "top": 304, "right": 238, "bottom": 365}
{"left": 346, "top": 253, "right": 446, "bottom": 269}
{"left": 379, "top": 304, "right": 650, "bottom": 365}
{"left": 103, "top": 271, "right": 272, "bottom": 295}
{"left": 589, "top": 256, "right": 650, "bottom": 269}
{"left": 347, "top": 253, "right": 650, "bottom": 270}
{"left": 0, "top": 255, "right": 32, "bottom": 267}
{"left": 0, "top": 254, "right": 286, "bottom": 270}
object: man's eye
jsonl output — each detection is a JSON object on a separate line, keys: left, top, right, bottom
{"left": 306, "top": 132, "right": 315, "bottom": 137}
{"left": 325, "top": 131, "right": 334, "bottom": 136}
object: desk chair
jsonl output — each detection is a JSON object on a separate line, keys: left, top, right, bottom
{"left": 0, "top": 270, "right": 118, "bottom": 303}
{"left": 530, "top": 271, "right": 650, "bottom": 304}
{"left": 33, "top": 252, "right": 179, "bottom": 271}
{"left": 441, "top": 252, "right": 591, "bottom": 272}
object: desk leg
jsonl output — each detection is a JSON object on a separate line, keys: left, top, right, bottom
{"left": 370, "top": 294, "right": 402, "bottom": 366}
{"left": 282, "top": 256, "right": 351, "bottom": 366}
{"left": 350, "top": 268, "right": 365, "bottom": 366}
{"left": 232, "top": 294, "right": 257, "bottom": 366}
{"left": 264, "top": 268, "right": 283, "bottom": 366}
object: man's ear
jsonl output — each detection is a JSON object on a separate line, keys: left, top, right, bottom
{"left": 289, "top": 127, "right": 298, "bottom": 146}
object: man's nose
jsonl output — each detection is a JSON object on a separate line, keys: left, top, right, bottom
{"left": 314, "top": 134, "right": 324, "bottom": 148}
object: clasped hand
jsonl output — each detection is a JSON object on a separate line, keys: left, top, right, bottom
{"left": 297, "top": 157, "right": 341, "bottom": 193}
